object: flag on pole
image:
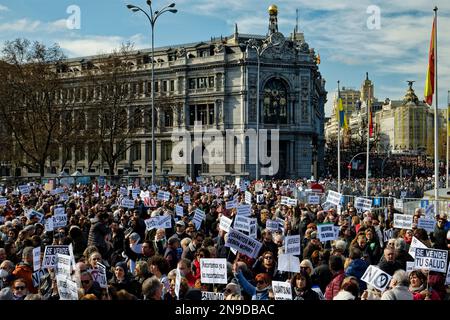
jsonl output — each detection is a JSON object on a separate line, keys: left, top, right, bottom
{"left": 337, "top": 98, "right": 348, "bottom": 130}
{"left": 368, "top": 100, "right": 373, "bottom": 137}
{"left": 424, "top": 16, "right": 436, "bottom": 105}
{"left": 447, "top": 106, "right": 450, "bottom": 137}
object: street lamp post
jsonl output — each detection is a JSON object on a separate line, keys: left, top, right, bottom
{"left": 246, "top": 39, "right": 272, "bottom": 180}
{"left": 347, "top": 152, "right": 366, "bottom": 180}
{"left": 127, "top": 0, "right": 177, "bottom": 185}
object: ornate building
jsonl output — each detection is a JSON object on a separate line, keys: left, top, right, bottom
{"left": 3, "top": 5, "right": 326, "bottom": 180}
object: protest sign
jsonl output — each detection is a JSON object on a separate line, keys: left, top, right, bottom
{"left": 175, "top": 205, "right": 184, "bottom": 217}
{"left": 394, "top": 199, "right": 403, "bottom": 211}
{"left": 272, "top": 281, "right": 292, "bottom": 300}
{"left": 408, "top": 236, "right": 428, "bottom": 259}
{"left": 131, "top": 188, "right": 140, "bottom": 199}
{"left": 406, "top": 261, "right": 415, "bottom": 273}
{"left": 225, "top": 198, "right": 238, "bottom": 210}
{"left": 145, "top": 215, "right": 172, "bottom": 230}
{"left": 121, "top": 198, "right": 135, "bottom": 209}
{"left": 201, "top": 292, "right": 224, "bottom": 300}
{"left": 33, "top": 247, "right": 41, "bottom": 271}
{"left": 256, "top": 194, "right": 264, "bottom": 204}
{"left": 307, "top": 195, "right": 320, "bottom": 205}
{"left": 32, "top": 269, "right": 45, "bottom": 288}
{"left": 277, "top": 253, "right": 300, "bottom": 273}
{"left": 425, "top": 203, "right": 435, "bottom": 218}
{"left": 418, "top": 218, "right": 436, "bottom": 233}
{"left": 18, "top": 185, "right": 30, "bottom": 195}
{"left": 284, "top": 235, "right": 301, "bottom": 256}
{"left": 27, "top": 209, "right": 44, "bottom": 223}
{"left": 361, "top": 265, "right": 392, "bottom": 291}
{"left": 326, "top": 190, "right": 342, "bottom": 206}
{"left": 445, "top": 263, "right": 450, "bottom": 285}
{"left": 200, "top": 258, "right": 227, "bottom": 284}
{"left": 255, "top": 182, "right": 263, "bottom": 192}
{"left": 183, "top": 195, "right": 191, "bottom": 204}
{"left": 96, "top": 262, "right": 108, "bottom": 288}
{"left": 280, "top": 197, "right": 297, "bottom": 207}
{"left": 57, "top": 275, "right": 79, "bottom": 300}
{"left": 236, "top": 204, "right": 251, "bottom": 217}
{"left": 249, "top": 218, "right": 258, "bottom": 239}
{"left": 383, "top": 228, "right": 394, "bottom": 242}
{"left": 266, "top": 219, "right": 280, "bottom": 232}
{"left": 355, "top": 197, "right": 372, "bottom": 212}
{"left": 225, "top": 228, "right": 262, "bottom": 258}
{"left": 245, "top": 191, "right": 252, "bottom": 204}
{"left": 420, "top": 199, "right": 429, "bottom": 208}
{"left": 45, "top": 217, "right": 54, "bottom": 233}
{"left": 414, "top": 248, "right": 448, "bottom": 273}
{"left": 53, "top": 214, "right": 67, "bottom": 228}
{"left": 175, "top": 268, "right": 181, "bottom": 298}
{"left": 42, "top": 245, "right": 70, "bottom": 268}
{"left": 157, "top": 190, "right": 171, "bottom": 201}
{"left": 317, "top": 223, "right": 338, "bottom": 242}
{"left": 56, "top": 253, "right": 71, "bottom": 278}
{"left": 193, "top": 209, "right": 206, "bottom": 230}
{"left": 0, "top": 197, "right": 7, "bottom": 206}
{"left": 219, "top": 215, "right": 232, "bottom": 233}
{"left": 393, "top": 213, "right": 413, "bottom": 230}
{"left": 234, "top": 216, "right": 251, "bottom": 233}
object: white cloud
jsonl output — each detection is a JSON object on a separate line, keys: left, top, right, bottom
{"left": 0, "top": 5, "right": 8, "bottom": 11}
{"left": 0, "top": 18, "right": 41, "bottom": 32}
{"left": 58, "top": 35, "right": 127, "bottom": 57}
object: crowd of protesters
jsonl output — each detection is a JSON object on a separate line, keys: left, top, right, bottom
{"left": 0, "top": 177, "right": 449, "bottom": 301}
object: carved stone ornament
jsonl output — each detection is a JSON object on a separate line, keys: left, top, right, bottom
{"left": 176, "top": 47, "right": 187, "bottom": 58}
{"left": 214, "top": 43, "right": 224, "bottom": 54}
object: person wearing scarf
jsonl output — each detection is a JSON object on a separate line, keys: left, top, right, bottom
{"left": 291, "top": 271, "right": 320, "bottom": 300}
{"left": 409, "top": 270, "right": 440, "bottom": 300}
{"left": 235, "top": 271, "right": 271, "bottom": 300}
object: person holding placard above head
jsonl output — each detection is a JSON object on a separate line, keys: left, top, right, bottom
{"left": 291, "top": 271, "right": 320, "bottom": 300}
{"left": 234, "top": 268, "right": 271, "bottom": 301}
{"left": 409, "top": 270, "right": 440, "bottom": 300}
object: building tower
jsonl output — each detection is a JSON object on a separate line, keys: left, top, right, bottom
{"left": 268, "top": 4, "right": 278, "bottom": 35}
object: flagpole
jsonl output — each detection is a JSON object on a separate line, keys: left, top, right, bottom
{"left": 447, "top": 106, "right": 449, "bottom": 188}
{"left": 366, "top": 78, "right": 370, "bottom": 197}
{"left": 337, "top": 80, "right": 341, "bottom": 193}
{"left": 433, "top": 6, "right": 439, "bottom": 211}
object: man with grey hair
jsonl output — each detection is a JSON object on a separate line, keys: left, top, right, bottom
{"left": 394, "top": 238, "right": 414, "bottom": 270}
{"left": 377, "top": 247, "right": 402, "bottom": 276}
{"left": 381, "top": 270, "right": 413, "bottom": 300}
{"left": 142, "top": 275, "right": 163, "bottom": 300}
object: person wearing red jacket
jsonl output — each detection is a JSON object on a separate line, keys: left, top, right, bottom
{"left": 12, "top": 246, "right": 37, "bottom": 294}
{"left": 325, "top": 255, "right": 345, "bottom": 300}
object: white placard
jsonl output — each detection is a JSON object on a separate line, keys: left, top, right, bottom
{"left": 355, "top": 197, "right": 372, "bottom": 212}
{"left": 266, "top": 219, "right": 280, "bottom": 232}
{"left": 56, "top": 253, "right": 71, "bottom": 278}
{"left": 119, "top": 187, "right": 128, "bottom": 196}
{"left": 445, "top": 262, "right": 450, "bottom": 285}
{"left": 0, "top": 197, "right": 7, "bottom": 206}
{"left": 285, "top": 235, "right": 301, "bottom": 256}
{"left": 54, "top": 207, "right": 65, "bottom": 216}
{"left": 175, "top": 205, "right": 184, "bottom": 217}
{"left": 255, "top": 182, "right": 263, "bottom": 192}
{"left": 245, "top": 191, "right": 252, "bottom": 204}
{"left": 414, "top": 248, "right": 448, "bottom": 273}
{"left": 57, "top": 275, "right": 79, "bottom": 300}
{"left": 131, "top": 188, "right": 140, "bottom": 199}
{"left": 383, "top": 228, "right": 394, "bottom": 242}
{"left": 233, "top": 216, "right": 251, "bottom": 233}
{"left": 157, "top": 190, "right": 171, "bottom": 201}
{"left": 277, "top": 253, "right": 300, "bottom": 273}
{"left": 408, "top": 236, "right": 428, "bottom": 259}
{"left": 33, "top": 247, "right": 41, "bottom": 271}
{"left": 418, "top": 218, "right": 436, "bottom": 233}
{"left": 272, "top": 281, "right": 292, "bottom": 300}
{"left": 18, "top": 185, "right": 30, "bottom": 195}
{"left": 225, "top": 198, "right": 238, "bottom": 210}
{"left": 307, "top": 195, "right": 320, "bottom": 205}
{"left": 192, "top": 208, "right": 206, "bottom": 230}
{"left": 236, "top": 204, "right": 251, "bottom": 217}
{"left": 42, "top": 245, "right": 70, "bottom": 268}
{"left": 225, "top": 228, "right": 262, "bottom": 258}
{"left": 406, "top": 261, "right": 415, "bottom": 273}
{"left": 394, "top": 199, "right": 403, "bottom": 210}
{"left": 175, "top": 268, "right": 181, "bottom": 298}
{"left": 53, "top": 214, "right": 67, "bottom": 228}
{"left": 425, "top": 203, "right": 435, "bottom": 218}
{"left": 326, "top": 190, "right": 342, "bottom": 206}
{"left": 317, "top": 223, "right": 338, "bottom": 242}
{"left": 45, "top": 217, "right": 54, "bottom": 232}
{"left": 201, "top": 292, "right": 224, "bottom": 300}
{"left": 183, "top": 195, "right": 191, "bottom": 204}
{"left": 248, "top": 218, "right": 258, "bottom": 239}
{"left": 32, "top": 269, "right": 45, "bottom": 288}
{"left": 121, "top": 198, "right": 135, "bottom": 209}
{"left": 256, "top": 194, "right": 264, "bottom": 204}
{"left": 361, "top": 265, "right": 392, "bottom": 291}
{"left": 219, "top": 215, "right": 232, "bottom": 233}
{"left": 393, "top": 214, "right": 413, "bottom": 230}
{"left": 200, "top": 258, "right": 227, "bottom": 284}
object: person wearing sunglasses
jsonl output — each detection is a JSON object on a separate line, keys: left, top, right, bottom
{"left": 12, "top": 278, "right": 28, "bottom": 300}
{"left": 233, "top": 261, "right": 271, "bottom": 300}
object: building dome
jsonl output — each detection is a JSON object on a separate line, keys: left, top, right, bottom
{"left": 268, "top": 4, "right": 278, "bottom": 15}
{"left": 402, "top": 81, "right": 419, "bottom": 105}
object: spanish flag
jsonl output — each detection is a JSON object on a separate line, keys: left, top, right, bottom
{"left": 424, "top": 16, "right": 436, "bottom": 105}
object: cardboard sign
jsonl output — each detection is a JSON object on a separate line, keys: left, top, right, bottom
{"left": 225, "top": 228, "right": 262, "bottom": 258}
{"left": 355, "top": 197, "right": 372, "bottom": 212}
{"left": 157, "top": 190, "right": 171, "bottom": 201}
{"left": 131, "top": 188, "right": 140, "bottom": 199}
{"left": 57, "top": 275, "right": 79, "bottom": 300}
{"left": 236, "top": 204, "right": 251, "bottom": 217}
{"left": 272, "top": 281, "right": 292, "bottom": 300}
{"left": 33, "top": 247, "right": 41, "bottom": 271}
{"left": 225, "top": 198, "right": 238, "bottom": 210}
{"left": 192, "top": 209, "right": 206, "bottom": 230}
{"left": 56, "top": 253, "right": 71, "bottom": 278}
{"left": 285, "top": 235, "right": 301, "bottom": 256}
{"left": 175, "top": 205, "right": 184, "bottom": 217}
{"left": 361, "top": 265, "right": 392, "bottom": 291}
{"left": 234, "top": 216, "right": 251, "bottom": 233}
{"left": 42, "top": 245, "right": 70, "bottom": 268}
{"left": 406, "top": 261, "right": 415, "bottom": 273}
{"left": 277, "top": 253, "right": 300, "bottom": 273}
{"left": 119, "top": 187, "right": 128, "bottom": 196}
{"left": 308, "top": 195, "right": 320, "bottom": 205}
{"left": 245, "top": 191, "right": 252, "bottom": 204}
{"left": 200, "top": 258, "right": 227, "bottom": 284}
{"left": 326, "top": 190, "right": 342, "bottom": 206}
{"left": 408, "top": 236, "right": 428, "bottom": 259}
{"left": 219, "top": 215, "right": 232, "bottom": 233}
{"left": 393, "top": 214, "right": 413, "bottom": 230}
{"left": 418, "top": 218, "right": 436, "bottom": 233}
{"left": 183, "top": 195, "right": 191, "bottom": 204}
{"left": 317, "top": 223, "right": 338, "bottom": 242}
{"left": 175, "top": 268, "right": 181, "bottom": 298}
{"left": 266, "top": 219, "right": 280, "bottom": 232}
{"left": 121, "top": 198, "right": 135, "bottom": 209}
{"left": 201, "top": 292, "right": 224, "bottom": 300}
{"left": 414, "top": 248, "right": 448, "bottom": 273}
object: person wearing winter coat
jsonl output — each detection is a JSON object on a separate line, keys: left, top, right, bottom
{"left": 235, "top": 271, "right": 271, "bottom": 300}
{"left": 325, "top": 255, "right": 345, "bottom": 300}
{"left": 291, "top": 271, "right": 320, "bottom": 300}
{"left": 345, "top": 247, "right": 369, "bottom": 292}
{"left": 381, "top": 270, "right": 413, "bottom": 300}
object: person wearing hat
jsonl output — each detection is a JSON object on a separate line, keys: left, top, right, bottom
{"left": 174, "top": 220, "right": 189, "bottom": 241}
{"left": 109, "top": 261, "right": 139, "bottom": 297}
{"left": 431, "top": 214, "right": 448, "bottom": 250}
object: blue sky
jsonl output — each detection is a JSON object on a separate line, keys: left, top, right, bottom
{"left": 0, "top": 0, "right": 449, "bottom": 115}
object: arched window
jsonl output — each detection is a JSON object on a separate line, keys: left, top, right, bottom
{"left": 262, "top": 78, "right": 288, "bottom": 124}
